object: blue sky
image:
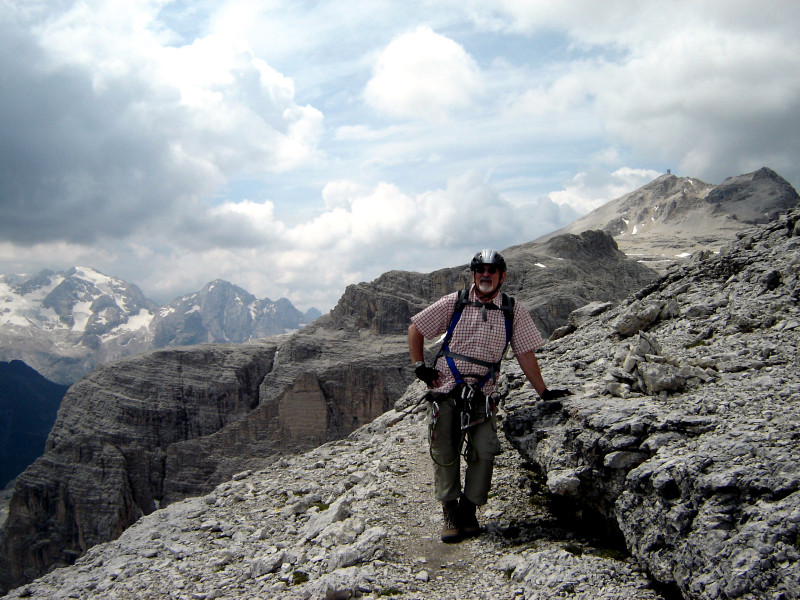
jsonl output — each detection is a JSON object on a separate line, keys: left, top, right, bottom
{"left": 1, "top": 0, "right": 798, "bottom": 311}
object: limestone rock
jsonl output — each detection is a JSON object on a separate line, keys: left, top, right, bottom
{"left": 504, "top": 206, "right": 800, "bottom": 599}
{"left": 327, "top": 229, "right": 656, "bottom": 338}
{"left": 540, "top": 167, "right": 800, "bottom": 273}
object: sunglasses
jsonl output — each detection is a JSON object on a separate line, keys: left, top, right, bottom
{"left": 473, "top": 265, "right": 499, "bottom": 274}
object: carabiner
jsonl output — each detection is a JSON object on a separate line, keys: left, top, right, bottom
{"left": 461, "top": 383, "right": 476, "bottom": 402}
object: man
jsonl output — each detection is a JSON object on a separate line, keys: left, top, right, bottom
{"left": 408, "top": 249, "right": 571, "bottom": 543}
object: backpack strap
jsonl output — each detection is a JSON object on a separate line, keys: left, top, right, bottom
{"left": 436, "top": 290, "right": 515, "bottom": 390}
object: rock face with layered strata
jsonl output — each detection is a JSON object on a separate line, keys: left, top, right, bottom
{"left": 503, "top": 207, "right": 800, "bottom": 599}
{"left": 0, "top": 341, "right": 280, "bottom": 589}
{"left": 328, "top": 229, "right": 657, "bottom": 338}
{"left": 0, "top": 229, "right": 655, "bottom": 594}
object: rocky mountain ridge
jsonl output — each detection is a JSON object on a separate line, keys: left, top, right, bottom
{"left": 0, "top": 228, "right": 657, "bottom": 594}
{"left": 0, "top": 268, "right": 320, "bottom": 384}
{"left": 541, "top": 167, "right": 799, "bottom": 271}
{"left": 4, "top": 206, "right": 800, "bottom": 600}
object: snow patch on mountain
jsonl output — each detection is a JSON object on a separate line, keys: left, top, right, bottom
{"left": 0, "top": 268, "right": 320, "bottom": 384}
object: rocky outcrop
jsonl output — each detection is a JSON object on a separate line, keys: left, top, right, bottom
{"left": 503, "top": 207, "right": 800, "bottom": 599}
{"left": 705, "top": 166, "right": 800, "bottom": 223}
{"left": 0, "top": 341, "right": 280, "bottom": 590}
{"left": 502, "top": 230, "right": 657, "bottom": 335}
{"left": 328, "top": 229, "right": 657, "bottom": 338}
{"left": 542, "top": 166, "right": 800, "bottom": 273}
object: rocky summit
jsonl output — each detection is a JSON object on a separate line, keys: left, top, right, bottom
{"left": 3, "top": 206, "right": 800, "bottom": 600}
{"left": 543, "top": 167, "right": 800, "bottom": 273}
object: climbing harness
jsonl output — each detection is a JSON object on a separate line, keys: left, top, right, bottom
{"left": 427, "top": 289, "right": 515, "bottom": 467}
{"left": 427, "top": 385, "right": 504, "bottom": 467}
{"left": 436, "top": 288, "right": 515, "bottom": 391}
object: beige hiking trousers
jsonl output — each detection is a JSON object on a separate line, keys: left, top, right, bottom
{"left": 426, "top": 390, "right": 502, "bottom": 505}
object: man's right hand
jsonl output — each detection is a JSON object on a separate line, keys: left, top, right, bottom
{"left": 415, "top": 364, "right": 441, "bottom": 387}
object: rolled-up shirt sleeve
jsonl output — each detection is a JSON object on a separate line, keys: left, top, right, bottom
{"left": 410, "top": 292, "right": 458, "bottom": 339}
{"left": 510, "top": 302, "right": 544, "bottom": 355}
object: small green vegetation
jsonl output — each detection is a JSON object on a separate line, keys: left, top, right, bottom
{"left": 378, "top": 587, "right": 403, "bottom": 596}
{"left": 563, "top": 542, "right": 584, "bottom": 556}
{"left": 684, "top": 339, "right": 708, "bottom": 349}
{"left": 292, "top": 571, "right": 309, "bottom": 585}
{"left": 310, "top": 501, "right": 330, "bottom": 511}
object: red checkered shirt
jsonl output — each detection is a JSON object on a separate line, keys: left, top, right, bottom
{"left": 411, "top": 285, "right": 544, "bottom": 394}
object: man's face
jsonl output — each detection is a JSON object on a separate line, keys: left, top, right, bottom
{"left": 473, "top": 264, "right": 505, "bottom": 295}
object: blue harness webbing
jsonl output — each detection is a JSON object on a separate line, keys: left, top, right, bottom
{"left": 436, "top": 289, "right": 515, "bottom": 390}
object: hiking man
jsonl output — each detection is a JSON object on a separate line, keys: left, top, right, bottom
{"left": 408, "top": 249, "right": 571, "bottom": 543}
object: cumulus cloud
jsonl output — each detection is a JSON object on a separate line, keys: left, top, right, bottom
{"left": 132, "top": 171, "right": 576, "bottom": 308}
{"left": 364, "top": 26, "right": 483, "bottom": 121}
{"left": 0, "top": 0, "right": 322, "bottom": 246}
{"left": 1, "top": 0, "right": 797, "bottom": 314}
{"left": 549, "top": 167, "right": 663, "bottom": 214}
{"left": 463, "top": 0, "right": 800, "bottom": 185}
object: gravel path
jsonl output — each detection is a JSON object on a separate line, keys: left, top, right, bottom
{"left": 4, "top": 395, "right": 666, "bottom": 600}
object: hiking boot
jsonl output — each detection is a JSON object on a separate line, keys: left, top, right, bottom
{"left": 458, "top": 496, "right": 481, "bottom": 538}
{"left": 441, "top": 500, "right": 461, "bottom": 543}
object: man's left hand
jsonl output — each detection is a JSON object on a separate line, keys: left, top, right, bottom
{"left": 540, "top": 388, "right": 572, "bottom": 400}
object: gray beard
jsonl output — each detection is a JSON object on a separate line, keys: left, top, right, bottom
{"left": 476, "top": 280, "right": 495, "bottom": 295}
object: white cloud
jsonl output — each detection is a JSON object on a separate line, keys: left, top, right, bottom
{"left": 0, "top": 0, "right": 324, "bottom": 247}
{"left": 1, "top": 0, "right": 798, "bottom": 315}
{"left": 464, "top": 0, "right": 800, "bottom": 185}
{"left": 549, "top": 167, "right": 662, "bottom": 214}
{"left": 364, "top": 26, "right": 483, "bottom": 121}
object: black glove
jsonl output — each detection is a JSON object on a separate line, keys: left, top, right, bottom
{"left": 415, "top": 364, "right": 440, "bottom": 386}
{"left": 540, "top": 388, "right": 572, "bottom": 400}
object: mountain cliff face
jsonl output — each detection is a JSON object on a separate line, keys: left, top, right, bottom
{"left": 0, "top": 341, "right": 281, "bottom": 590}
{"left": 0, "top": 270, "right": 319, "bottom": 384}
{"left": 1, "top": 168, "right": 798, "bottom": 596}
{"left": 543, "top": 167, "right": 800, "bottom": 271}
{"left": 3, "top": 208, "right": 800, "bottom": 600}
